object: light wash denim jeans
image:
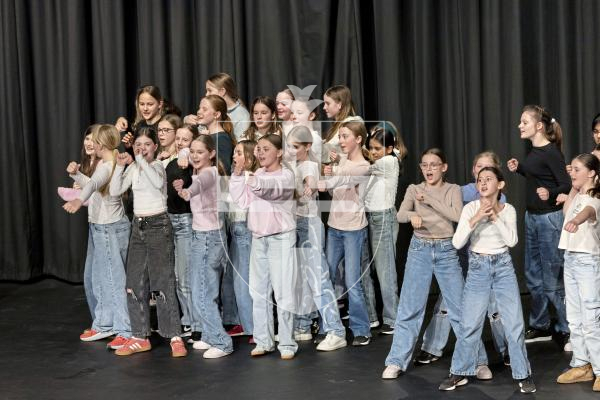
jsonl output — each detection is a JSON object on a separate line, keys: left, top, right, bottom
{"left": 168, "top": 213, "right": 193, "bottom": 327}
{"left": 250, "top": 230, "right": 298, "bottom": 354}
{"left": 84, "top": 224, "right": 96, "bottom": 320}
{"left": 295, "top": 216, "right": 346, "bottom": 338}
{"left": 229, "top": 220, "right": 254, "bottom": 334}
{"left": 360, "top": 233, "right": 378, "bottom": 323}
{"left": 385, "top": 235, "right": 487, "bottom": 370}
{"left": 190, "top": 228, "right": 232, "bottom": 353}
{"left": 450, "top": 251, "right": 531, "bottom": 379}
{"left": 89, "top": 216, "right": 131, "bottom": 337}
{"left": 524, "top": 210, "right": 568, "bottom": 333}
{"left": 366, "top": 208, "right": 399, "bottom": 326}
{"left": 327, "top": 227, "right": 371, "bottom": 337}
{"left": 564, "top": 251, "right": 600, "bottom": 375}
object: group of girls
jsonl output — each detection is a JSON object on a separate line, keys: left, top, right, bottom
{"left": 61, "top": 72, "right": 600, "bottom": 394}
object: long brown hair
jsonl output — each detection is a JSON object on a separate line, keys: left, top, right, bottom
{"left": 522, "top": 105, "right": 564, "bottom": 152}
{"left": 207, "top": 72, "right": 240, "bottom": 102}
{"left": 243, "top": 96, "right": 281, "bottom": 141}
{"left": 324, "top": 85, "right": 356, "bottom": 142}
{"left": 204, "top": 94, "right": 236, "bottom": 146}
{"left": 80, "top": 124, "right": 101, "bottom": 177}
{"left": 236, "top": 140, "right": 259, "bottom": 172}
{"left": 133, "top": 85, "right": 164, "bottom": 130}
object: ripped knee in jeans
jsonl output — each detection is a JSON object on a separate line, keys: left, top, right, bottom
{"left": 151, "top": 290, "right": 166, "bottom": 303}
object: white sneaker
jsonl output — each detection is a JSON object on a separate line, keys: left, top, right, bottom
{"left": 370, "top": 321, "right": 380, "bottom": 329}
{"left": 192, "top": 340, "right": 211, "bottom": 350}
{"left": 316, "top": 333, "right": 347, "bottom": 352}
{"left": 294, "top": 331, "right": 313, "bottom": 341}
{"left": 203, "top": 347, "right": 232, "bottom": 359}
{"left": 476, "top": 365, "right": 493, "bottom": 380}
{"left": 280, "top": 350, "right": 295, "bottom": 360}
{"left": 382, "top": 365, "right": 402, "bottom": 379}
{"left": 564, "top": 340, "right": 573, "bottom": 352}
{"left": 251, "top": 345, "right": 275, "bottom": 357}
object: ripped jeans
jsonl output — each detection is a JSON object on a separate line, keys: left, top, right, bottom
{"left": 126, "top": 213, "right": 181, "bottom": 338}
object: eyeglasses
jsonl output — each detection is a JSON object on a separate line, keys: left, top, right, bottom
{"left": 419, "top": 162, "right": 443, "bottom": 170}
{"left": 157, "top": 128, "right": 175, "bottom": 134}
{"left": 592, "top": 130, "right": 600, "bottom": 135}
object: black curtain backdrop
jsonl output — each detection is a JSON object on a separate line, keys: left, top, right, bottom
{"left": 1, "top": 0, "right": 599, "bottom": 283}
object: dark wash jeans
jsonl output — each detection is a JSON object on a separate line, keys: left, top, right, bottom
{"left": 126, "top": 213, "right": 181, "bottom": 338}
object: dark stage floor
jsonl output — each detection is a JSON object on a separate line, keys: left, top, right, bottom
{"left": 0, "top": 279, "right": 597, "bottom": 400}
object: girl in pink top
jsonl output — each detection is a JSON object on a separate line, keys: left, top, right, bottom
{"left": 229, "top": 134, "right": 298, "bottom": 360}
{"left": 178, "top": 135, "right": 232, "bottom": 359}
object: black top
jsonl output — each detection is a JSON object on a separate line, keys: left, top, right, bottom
{"left": 516, "top": 142, "right": 571, "bottom": 214}
{"left": 165, "top": 158, "right": 193, "bottom": 214}
{"left": 212, "top": 131, "right": 234, "bottom": 174}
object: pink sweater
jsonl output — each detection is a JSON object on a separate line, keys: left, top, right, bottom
{"left": 229, "top": 167, "right": 296, "bottom": 238}
{"left": 187, "top": 167, "right": 222, "bottom": 231}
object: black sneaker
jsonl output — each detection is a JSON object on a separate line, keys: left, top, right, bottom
{"left": 313, "top": 333, "right": 327, "bottom": 345}
{"left": 415, "top": 350, "right": 440, "bottom": 365}
{"left": 186, "top": 331, "right": 201, "bottom": 344}
{"left": 180, "top": 325, "right": 192, "bottom": 337}
{"left": 524, "top": 328, "right": 552, "bottom": 343}
{"left": 553, "top": 331, "right": 570, "bottom": 352}
{"left": 503, "top": 352, "right": 511, "bottom": 366}
{"left": 352, "top": 336, "right": 371, "bottom": 346}
{"left": 439, "top": 374, "right": 468, "bottom": 391}
{"left": 379, "top": 324, "right": 395, "bottom": 335}
{"left": 518, "top": 376, "right": 537, "bottom": 393}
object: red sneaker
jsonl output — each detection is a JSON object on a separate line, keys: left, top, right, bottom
{"left": 80, "top": 329, "right": 114, "bottom": 342}
{"left": 171, "top": 337, "right": 188, "bottom": 358}
{"left": 226, "top": 325, "right": 246, "bottom": 336}
{"left": 115, "top": 338, "right": 151, "bottom": 356}
{"left": 107, "top": 336, "right": 129, "bottom": 350}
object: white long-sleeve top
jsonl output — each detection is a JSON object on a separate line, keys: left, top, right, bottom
{"left": 229, "top": 167, "right": 296, "bottom": 237}
{"left": 110, "top": 155, "right": 167, "bottom": 216}
{"left": 365, "top": 155, "right": 399, "bottom": 212}
{"left": 452, "top": 200, "right": 518, "bottom": 253}
{"left": 71, "top": 162, "right": 124, "bottom": 224}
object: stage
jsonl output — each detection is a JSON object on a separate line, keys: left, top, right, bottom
{"left": 0, "top": 279, "right": 596, "bottom": 400}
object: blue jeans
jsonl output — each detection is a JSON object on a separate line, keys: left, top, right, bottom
{"left": 564, "top": 251, "right": 600, "bottom": 375}
{"left": 422, "top": 294, "right": 507, "bottom": 357}
{"left": 89, "top": 216, "right": 131, "bottom": 336}
{"left": 250, "top": 230, "right": 298, "bottom": 354}
{"left": 229, "top": 221, "right": 254, "bottom": 334}
{"left": 366, "top": 209, "right": 399, "bottom": 326}
{"left": 327, "top": 227, "right": 371, "bottom": 337}
{"left": 169, "top": 213, "right": 193, "bottom": 327}
{"left": 450, "top": 252, "right": 531, "bottom": 379}
{"left": 296, "top": 216, "right": 345, "bottom": 338}
{"left": 385, "top": 235, "right": 487, "bottom": 370}
{"left": 84, "top": 225, "right": 96, "bottom": 320}
{"left": 524, "top": 210, "right": 568, "bottom": 333}
{"left": 190, "top": 228, "right": 232, "bottom": 352}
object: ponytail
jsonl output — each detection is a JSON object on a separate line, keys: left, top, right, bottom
{"left": 523, "top": 105, "right": 563, "bottom": 152}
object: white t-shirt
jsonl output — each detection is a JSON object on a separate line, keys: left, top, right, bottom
{"left": 452, "top": 200, "right": 518, "bottom": 254}
{"left": 365, "top": 155, "right": 399, "bottom": 212}
{"left": 294, "top": 160, "right": 320, "bottom": 217}
{"left": 559, "top": 193, "right": 600, "bottom": 255}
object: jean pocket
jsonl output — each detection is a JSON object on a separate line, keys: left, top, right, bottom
{"left": 544, "top": 211, "right": 564, "bottom": 231}
{"left": 408, "top": 237, "right": 424, "bottom": 252}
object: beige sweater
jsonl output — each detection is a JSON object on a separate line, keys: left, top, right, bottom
{"left": 397, "top": 182, "right": 463, "bottom": 239}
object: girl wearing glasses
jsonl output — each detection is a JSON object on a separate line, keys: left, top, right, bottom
{"left": 382, "top": 148, "right": 487, "bottom": 379}
{"left": 507, "top": 105, "right": 571, "bottom": 349}
{"left": 157, "top": 114, "right": 183, "bottom": 166}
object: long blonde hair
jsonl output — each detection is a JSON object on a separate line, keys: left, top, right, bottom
{"left": 324, "top": 85, "right": 356, "bottom": 142}
{"left": 92, "top": 124, "right": 121, "bottom": 196}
